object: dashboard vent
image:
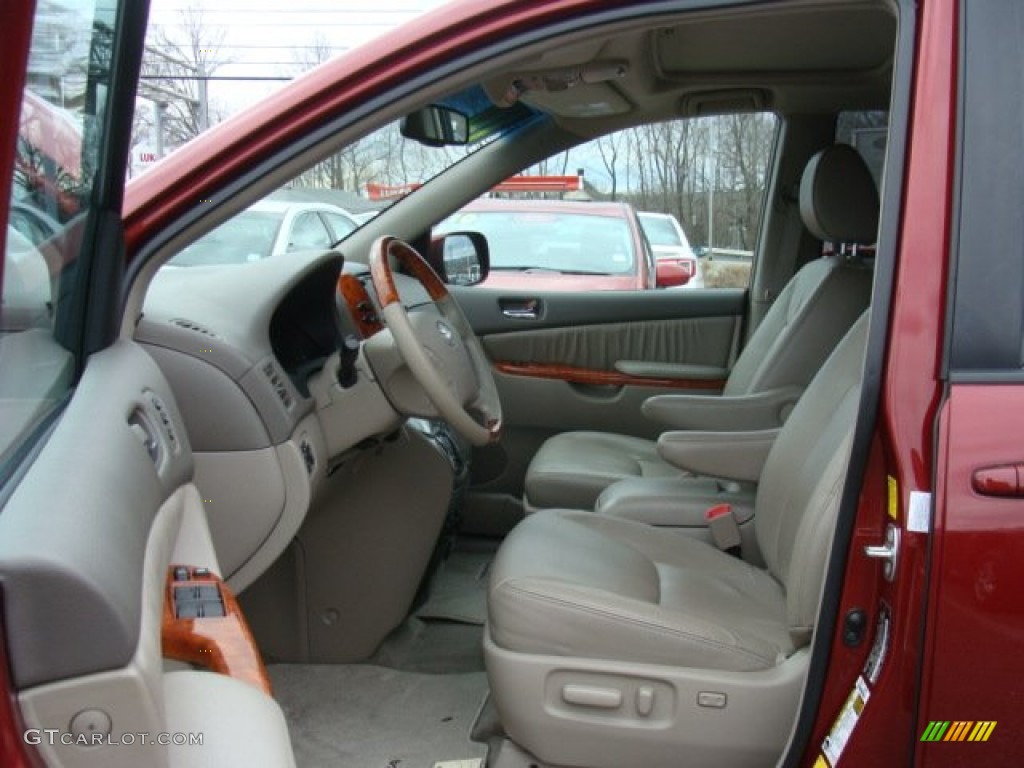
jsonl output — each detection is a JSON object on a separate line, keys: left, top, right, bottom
{"left": 170, "top": 318, "right": 217, "bottom": 337}
{"left": 262, "top": 361, "right": 295, "bottom": 411}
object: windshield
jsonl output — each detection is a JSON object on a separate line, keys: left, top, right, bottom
{"left": 439, "top": 210, "right": 636, "bottom": 275}
{"left": 161, "top": 85, "right": 542, "bottom": 269}
{"left": 170, "top": 210, "right": 284, "bottom": 266}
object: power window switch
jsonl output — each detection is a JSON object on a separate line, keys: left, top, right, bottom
{"left": 175, "top": 601, "right": 201, "bottom": 619}
{"left": 200, "top": 600, "right": 225, "bottom": 618}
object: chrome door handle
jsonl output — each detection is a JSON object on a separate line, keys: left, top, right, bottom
{"left": 864, "top": 524, "right": 900, "bottom": 582}
{"left": 503, "top": 307, "right": 538, "bottom": 318}
{"left": 499, "top": 298, "right": 540, "bottom": 319}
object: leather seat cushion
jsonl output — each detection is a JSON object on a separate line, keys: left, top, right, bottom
{"left": 525, "top": 431, "right": 681, "bottom": 510}
{"left": 488, "top": 510, "right": 794, "bottom": 672}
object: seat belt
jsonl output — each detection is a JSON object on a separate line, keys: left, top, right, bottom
{"left": 704, "top": 503, "right": 742, "bottom": 557}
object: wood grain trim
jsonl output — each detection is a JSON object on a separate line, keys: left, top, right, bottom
{"left": 338, "top": 273, "right": 383, "bottom": 338}
{"left": 494, "top": 361, "right": 727, "bottom": 390}
{"left": 369, "top": 236, "right": 448, "bottom": 307}
{"left": 162, "top": 566, "right": 271, "bottom": 696}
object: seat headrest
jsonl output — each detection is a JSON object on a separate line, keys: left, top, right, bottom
{"left": 799, "top": 144, "right": 879, "bottom": 244}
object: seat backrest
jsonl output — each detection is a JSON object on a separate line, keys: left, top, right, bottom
{"left": 722, "top": 144, "right": 878, "bottom": 397}
{"left": 754, "top": 311, "right": 869, "bottom": 645}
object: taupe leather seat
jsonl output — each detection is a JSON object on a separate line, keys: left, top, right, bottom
{"left": 485, "top": 311, "right": 869, "bottom": 768}
{"left": 524, "top": 144, "right": 877, "bottom": 511}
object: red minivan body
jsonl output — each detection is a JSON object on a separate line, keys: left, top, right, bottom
{"left": 1, "top": 0, "right": 1022, "bottom": 766}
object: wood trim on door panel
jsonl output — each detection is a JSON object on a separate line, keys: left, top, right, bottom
{"left": 162, "top": 566, "right": 271, "bottom": 695}
{"left": 494, "top": 361, "right": 726, "bottom": 390}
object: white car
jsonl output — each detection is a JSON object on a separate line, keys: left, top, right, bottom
{"left": 169, "top": 200, "right": 360, "bottom": 266}
{"left": 638, "top": 211, "right": 703, "bottom": 288}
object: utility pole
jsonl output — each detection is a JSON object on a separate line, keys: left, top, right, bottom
{"left": 197, "top": 62, "right": 209, "bottom": 131}
{"left": 153, "top": 101, "right": 165, "bottom": 157}
{"left": 708, "top": 118, "right": 716, "bottom": 255}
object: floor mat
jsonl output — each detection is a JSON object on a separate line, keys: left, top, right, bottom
{"left": 370, "top": 618, "right": 484, "bottom": 674}
{"left": 269, "top": 664, "right": 489, "bottom": 768}
{"left": 415, "top": 551, "right": 491, "bottom": 625}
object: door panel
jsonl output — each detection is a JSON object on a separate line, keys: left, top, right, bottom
{"left": 0, "top": 342, "right": 215, "bottom": 767}
{"left": 0, "top": 342, "right": 193, "bottom": 689}
{"left": 452, "top": 285, "right": 745, "bottom": 529}
{"left": 453, "top": 284, "right": 746, "bottom": 335}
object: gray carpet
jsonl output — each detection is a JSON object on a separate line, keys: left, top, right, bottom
{"left": 415, "top": 551, "right": 491, "bottom": 626}
{"left": 270, "top": 664, "right": 489, "bottom": 768}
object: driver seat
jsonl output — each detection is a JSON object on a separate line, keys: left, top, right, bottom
{"left": 524, "top": 144, "right": 877, "bottom": 512}
{"left": 484, "top": 310, "right": 869, "bottom": 768}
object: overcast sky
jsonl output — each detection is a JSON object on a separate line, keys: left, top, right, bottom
{"left": 146, "top": 0, "right": 453, "bottom": 112}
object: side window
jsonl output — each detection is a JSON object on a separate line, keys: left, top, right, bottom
{"left": 948, "top": 0, "right": 1024, "bottom": 372}
{"left": 436, "top": 113, "right": 778, "bottom": 291}
{"left": 287, "top": 212, "right": 333, "bottom": 252}
{"left": 2, "top": 1, "right": 121, "bottom": 477}
{"left": 836, "top": 111, "right": 889, "bottom": 190}
{"left": 322, "top": 211, "right": 357, "bottom": 241}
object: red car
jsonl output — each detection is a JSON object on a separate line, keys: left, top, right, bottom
{"left": 0, "top": 1, "right": 1018, "bottom": 768}
{"left": 436, "top": 198, "right": 685, "bottom": 291}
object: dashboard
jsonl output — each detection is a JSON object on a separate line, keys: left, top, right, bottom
{"left": 134, "top": 247, "right": 436, "bottom": 591}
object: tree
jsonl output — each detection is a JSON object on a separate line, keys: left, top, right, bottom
{"left": 717, "top": 113, "right": 776, "bottom": 249}
{"left": 135, "top": 6, "right": 230, "bottom": 154}
{"left": 595, "top": 131, "right": 626, "bottom": 200}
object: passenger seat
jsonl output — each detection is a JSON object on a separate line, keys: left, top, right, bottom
{"left": 524, "top": 144, "right": 878, "bottom": 511}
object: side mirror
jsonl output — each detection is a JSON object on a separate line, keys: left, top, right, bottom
{"left": 400, "top": 105, "right": 470, "bottom": 147}
{"left": 655, "top": 259, "right": 691, "bottom": 288}
{"left": 430, "top": 232, "right": 490, "bottom": 286}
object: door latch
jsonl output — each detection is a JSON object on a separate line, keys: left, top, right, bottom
{"left": 864, "top": 524, "right": 900, "bottom": 582}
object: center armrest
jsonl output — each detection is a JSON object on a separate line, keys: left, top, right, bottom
{"left": 595, "top": 476, "right": 756, "bottom": 527}
{"left": 642, "top": 386, "right": 803, "bottom": 430}
{"left": 657, "top": 429, "right": 780, "bottom": 483}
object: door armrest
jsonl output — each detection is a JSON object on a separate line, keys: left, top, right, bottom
{"left": 642, "top": 386, "right": 803, "bottom": 430}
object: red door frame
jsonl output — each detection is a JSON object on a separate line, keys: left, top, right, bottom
{"left": 802, "top": 0, "right": 959, "bottom": 764}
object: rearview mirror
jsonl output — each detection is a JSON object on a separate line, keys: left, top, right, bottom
{"left": 430, "top": 232, "right": 490, "bottom": 286}
{"left": 400, "top": 105, "right": 470, "bottom": 147}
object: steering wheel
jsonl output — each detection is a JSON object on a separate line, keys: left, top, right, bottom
{"left": 368, "top": 236, "right": 502, "bottom": 446}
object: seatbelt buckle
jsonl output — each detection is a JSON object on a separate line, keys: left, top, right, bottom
{"left": 704, "top": 503, "right": 742, "bottom": 557}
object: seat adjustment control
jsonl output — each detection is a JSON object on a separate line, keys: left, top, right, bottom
{"left": 636, "top": 685, "right": 655, "bottom": 716}
{"left": 562, "top": 684, "right": 623, "bottom": 709}
{"left": 697, "top": 691, "right": 727, "bottom": 709}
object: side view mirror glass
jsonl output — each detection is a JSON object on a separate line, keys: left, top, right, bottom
{"left": 430, "top": 232, "right": 490, "bottom": 286}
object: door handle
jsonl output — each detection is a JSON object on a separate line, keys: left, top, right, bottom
{"left": 500, "top": 298, "right": 541, "bottom": 319}
{"left": 972, "top": 464, "right": 1024, "bottom": 497}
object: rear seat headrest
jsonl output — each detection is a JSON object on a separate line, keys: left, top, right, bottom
{"left": 799, "top": 144, "right": 880, "bottom": 245}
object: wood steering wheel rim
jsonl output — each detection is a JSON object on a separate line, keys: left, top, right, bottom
{"left": 368, "top": 236, "right": 502, "bottom": 446}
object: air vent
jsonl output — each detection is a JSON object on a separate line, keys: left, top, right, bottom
{"left": 145, "top": 390, "right": 178, "bottom": 450}
{"left": 262, "top": 361, "right": 294, "bottom": 411}
{"left": 170, "top": 318, "right": 217, "bottom": 337}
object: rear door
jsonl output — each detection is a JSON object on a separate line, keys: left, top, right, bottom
{"left": 917, "top": 0, "right": 1024, "bottom": 761}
